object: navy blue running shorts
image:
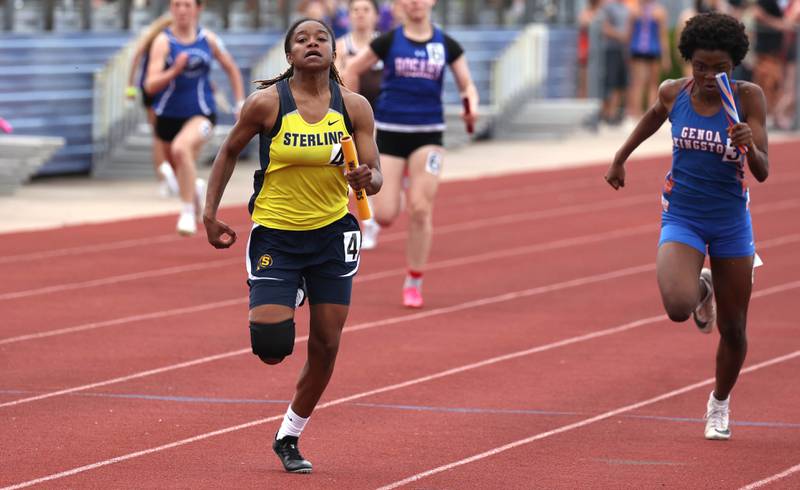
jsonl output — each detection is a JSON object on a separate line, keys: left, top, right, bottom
{"left": 246, "top": 213, "right": 361, "bottom": 309}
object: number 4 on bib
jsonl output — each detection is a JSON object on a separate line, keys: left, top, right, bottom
{"left": 343, "top": 231, "right": 361, "bottom": 263}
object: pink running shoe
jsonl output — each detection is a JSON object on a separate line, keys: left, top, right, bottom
{"left": 403, "top": 287, "right": 423, "bottom": 308}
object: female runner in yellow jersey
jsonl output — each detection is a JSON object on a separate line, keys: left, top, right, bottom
{"left": 202, "top": 18, "right": 382, "bottom": 474}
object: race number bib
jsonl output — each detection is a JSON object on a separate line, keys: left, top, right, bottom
{"left": 722, "top": 137, "right": 742, "bottom": 163}
{"left": 343, "top": 231, "right": 361, "bottom": 263}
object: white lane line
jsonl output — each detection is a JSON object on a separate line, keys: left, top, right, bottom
{"left": 0, "top": 223, "right": 655, "bottom": 344}
{"left": 0, "top": 234, "right": 184, "bottom": 265}
{"left": 0, "top": 263, "right": 657, "bottom": 409}
{"left": 0, "top": 298, "right": 248, "bottom": 345}
{"left": 377, "top": 348, "right": 800, "bottom": 490}
{"left": 740, "top": 463, "right": 800, "bottom": 489}
{"left": 0, "top": 258, "right": 240, "bottom": 302}
{"left": 4, "top": 278, "right": 800, "bottom": 490}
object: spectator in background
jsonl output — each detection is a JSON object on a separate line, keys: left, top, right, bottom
{"left": 331, "top": 0, "right": 351, "bottom": 37}
{"left": 297, "top": 0, "right": 331, "bottom": 21}
{"left": 753, "top": 0, "right": 791, "bottom": 122}
{"left": 728, "top": 0, "right": 757, "bottom": 81}
{"left": 377, "top": 0, "right": 401, "bottom": 32}
{"left": 335, "top": 0, "right": 383, "bottom": 108}
{"left": 626, "top": 0, "right": 670, "bottom": 121}
{"left": 600, "top": 0, "right": 630, "bottom": 125}
{"left": 577, "top": 0, "right": 602, "bottom": 99}
{"left": 774, "top": 0, "right": 800, "bottom": 129}
{"left": 675, "top": 0, "right": 727, "bottom": 77}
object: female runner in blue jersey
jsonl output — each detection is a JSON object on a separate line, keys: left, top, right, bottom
{"left": 202, "top": 18, "right": 382, "bottom": 473}
{"left": 146, "top": 0, "right": 244, "bottom": 236}
{"left": 605, "top": 12, "right": 769, "bottom": 441}
{"left": 342, "top": 0, "right": 479, "bottom": 308}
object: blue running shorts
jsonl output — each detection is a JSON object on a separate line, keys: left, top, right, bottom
{"left": 246, "top": 213, "right": 361, "bottom": 309}
{"left": 659, "top": 210, "right": 755, "bottom": 258}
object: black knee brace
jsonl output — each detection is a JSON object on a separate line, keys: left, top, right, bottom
{"left": 250, "top": 319, "right": 295, "bottom": 364}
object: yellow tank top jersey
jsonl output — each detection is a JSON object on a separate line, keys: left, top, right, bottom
{"left": 250, "top": 79, "right": 352, "bottom": 231}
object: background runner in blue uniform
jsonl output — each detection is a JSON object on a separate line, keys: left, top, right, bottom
{"left": 342, "top": 0, "right": 479, "bottom": 308}
{"left": 605, "top": 13, "right": 770, "bottom": 441}
{"left": 146, "top": 0, "right": 244, "bottom": 236}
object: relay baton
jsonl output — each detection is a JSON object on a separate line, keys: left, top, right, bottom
{"left": 715, "top": 73, "right": 748, "bottom": 155}
{"left": 341, "top": 136, "right": 372, "bottom": 221}
{"left": 462, "top": 96, "right": 474, "bottom": 135}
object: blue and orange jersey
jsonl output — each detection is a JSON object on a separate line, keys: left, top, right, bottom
{"left": 666, "top": 79, "right": 749, "bottom": 218}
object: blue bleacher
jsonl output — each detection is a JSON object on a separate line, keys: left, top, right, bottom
{"left": 443, "top": 26, "right": 520, "bottom": 106}
{"left": 0, "top": 32, "right": 131, "bottom": 175}
{"left": 0, "top": 26, "right": 519, "bottom": 177}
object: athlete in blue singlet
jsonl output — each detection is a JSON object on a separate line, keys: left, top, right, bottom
{"left": 342, "top": 0, "right": 479, "bottom": 308}
{"left": 146, "top": 0, "right": 244, "bottom": 236}
{"left": 627, "top": 0, "right": 671, "bottom": 119}
{"left": 606, "top": 13, "right": 769, "bottom": 441}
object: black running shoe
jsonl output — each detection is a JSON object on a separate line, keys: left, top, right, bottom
{"left": 272, "top": 435, "right": 312, "bottom": 473}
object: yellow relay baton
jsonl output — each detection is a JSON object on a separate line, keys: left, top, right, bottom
{"left": 340, "top": 136, "right": 372, "bottom": 221}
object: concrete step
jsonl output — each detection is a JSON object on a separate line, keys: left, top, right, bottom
{"left": 497, "top": 98, "right": 601, "bottom": 140}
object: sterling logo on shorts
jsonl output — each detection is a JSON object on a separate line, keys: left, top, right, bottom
{"left": 256, "top": 254, "right": 273, "bottom": 271}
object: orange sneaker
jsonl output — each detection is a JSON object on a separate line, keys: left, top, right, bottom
{"left": 403, "top": 286, "right": 423, "bottom": 308}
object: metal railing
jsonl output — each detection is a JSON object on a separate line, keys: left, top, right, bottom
{"left": 1, "top": 0, "right": 578, "bottom": 32}
{"left": 491, "top": 23, "right": 549, "bottom": 116}
{"left": 250, "top": 41, "right": 288, "bottom": 84}
{"left": 91, "top": 20, "right": 157, "bottom": 174}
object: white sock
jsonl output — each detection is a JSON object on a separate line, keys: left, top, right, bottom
{"left": 181, "top": 201, "right": 194, "bottom": 216}
{"left": 159, "top": 162, "right": 180, "bottom": 196}
{"left": 404, "top": 275, "right": 423, "bottom": 290}
{"left": 276, "top": 405, "right": 309, "bottom": 440}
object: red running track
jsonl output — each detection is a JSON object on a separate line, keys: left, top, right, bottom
{"left": 2, "top": 142, "right": 800, "bottom": 489}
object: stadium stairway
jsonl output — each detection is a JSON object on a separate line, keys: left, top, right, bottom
{"left": 0, "top": 135, "right": 65, "bottom": 195}
{"left": 0, "top": 33, "right": 132, "bottom": 176}
{"left": 491, "top": 25, "right": 602, "bottom": 140}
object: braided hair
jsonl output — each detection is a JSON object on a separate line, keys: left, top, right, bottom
{"left": 255, "top": 18, "right": 343, "bottom": 89}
